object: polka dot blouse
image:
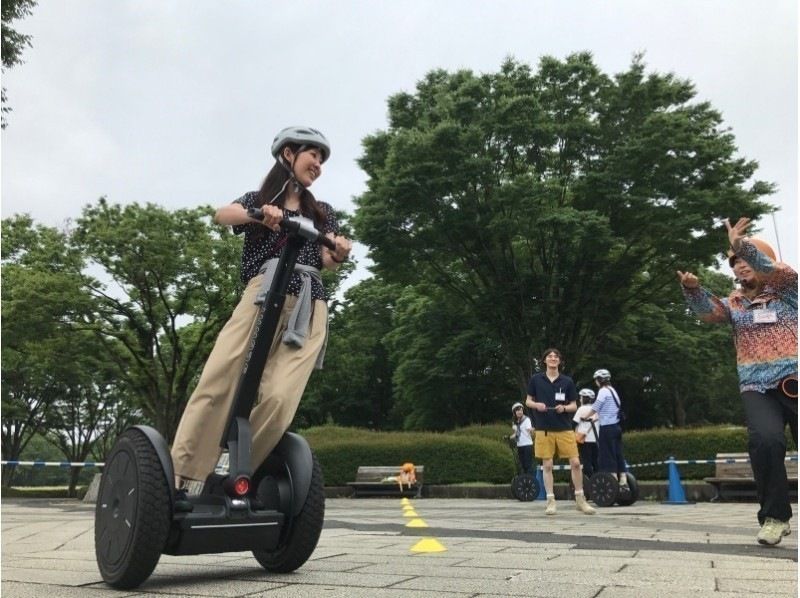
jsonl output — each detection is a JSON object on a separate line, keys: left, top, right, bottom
{"left": 231, "top": 191, "right": 339, "bottom": 301}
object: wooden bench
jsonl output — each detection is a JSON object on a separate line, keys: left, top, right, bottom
{"left": 704, "top": 452, "right": 798, "bottom": 502}
{"left": 347, "top": 466, "right": 425, "bottom": 498}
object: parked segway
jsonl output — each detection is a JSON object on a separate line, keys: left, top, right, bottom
{"left": 505, "top": 439, "right": 538, "bottom": 502}
{"left": 95, "top": 210, "right": 334, "bottom": 589}
{"left": 589, "top": 471, "right": 640, "bottom": 507}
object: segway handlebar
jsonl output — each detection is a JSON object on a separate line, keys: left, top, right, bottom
{"left": 247, "top": 207, "right": 337, "bottom": 251}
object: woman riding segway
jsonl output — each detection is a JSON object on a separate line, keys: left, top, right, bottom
{"left": 95, "top": 126, "right": 352, "bottom": 588}
{"left": 171, "top": 126, "right": 351, "bottom": 494}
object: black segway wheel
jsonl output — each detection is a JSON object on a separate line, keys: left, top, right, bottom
{"left": 95, "top": 428, "right": 171, "bottom": 589}
{"left": 615, "top": 472, "right": 639, "bottom": 506}
{"left": 510, "top": 477, "right": 520, "bottom": 500}
{"left": 253, "top": 452, "right": 325, "bottom": 572}
{"left": 589, "top": 472, "right": 619, "bottom": 507}
{"left": 512, "top": 473, "right": 538, "bottom": 502}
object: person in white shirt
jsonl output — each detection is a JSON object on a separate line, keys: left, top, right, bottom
{"left": 573, "top": 389, "right": 599, "bottom": 477}
{"left": 509, "top": 402, "right": 534, "bottom": 474}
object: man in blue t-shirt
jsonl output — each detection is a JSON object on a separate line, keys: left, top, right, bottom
{"left": 525, "top": 348, "right": 595, "bottom": 516}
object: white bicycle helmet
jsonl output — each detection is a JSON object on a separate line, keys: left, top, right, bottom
{"left": 511, "top": 402, "right": 524, "bottom": 414}
{"left": 593, "top": 369, "right": 611, "bottom": 383}
{"left": 271, "top": 126, "right": 331, "bottom": 163}
{"left": 578, "top": 388, "right": 596, "bottom": 400}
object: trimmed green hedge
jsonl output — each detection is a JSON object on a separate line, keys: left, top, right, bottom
{"left": 1, "top": 486, "right": 88, "bottom": 499}
{"left": 302, "top": 424, "right": 769, "bottom": 484}
{"left": 303, "top": 426, "right": 515, "bottom": 485}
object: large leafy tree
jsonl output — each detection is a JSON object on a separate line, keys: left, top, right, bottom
{"left": 1, "top": 0, "right": 36, "bottom": 128}
{"left": 43, "top": 329, "right": 131, "bottom": 497}
{"left": 1, "top": 215, "right": 93, "bottom": 485}
{"left": 73, "top": 199, "right": 243, "bottom": 441}
{"left": 353, "top": 54, "right": 772, "bottom": 425}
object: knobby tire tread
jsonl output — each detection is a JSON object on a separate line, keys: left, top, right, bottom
{"left": 96, "top": 429, "right": 171, "bottom": 589}
{"left": 253, "top": 452, "right": 325, "bottom": 573}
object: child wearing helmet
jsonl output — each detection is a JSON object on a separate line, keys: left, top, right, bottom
{"left": 573, "top": 389, "right": 599, "bottom": 477}
{"left": 590, "top": 369, "right": 628, "bottom": 487}
{"left": 509, "top": 402, "right": 534, "bottom": 474}
{"left": 171, "top": 126, "right": 352, "bottom": 499}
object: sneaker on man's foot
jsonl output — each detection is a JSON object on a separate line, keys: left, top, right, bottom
{"left": 757, "top": 518, "right": 789, "bottom": 546}
{"left": 575, "top": 494, "right": 596, "bottom": 515}
{"left": 545, "top": 498, "right": 557, "bottom": 516}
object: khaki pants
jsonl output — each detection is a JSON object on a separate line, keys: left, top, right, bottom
{"left": 171, "top": 274, "right": 327, "bottom": 482}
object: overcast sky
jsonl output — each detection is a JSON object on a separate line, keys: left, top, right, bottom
{"left": 2, "top": 1, "right": 797, "bottom": 282}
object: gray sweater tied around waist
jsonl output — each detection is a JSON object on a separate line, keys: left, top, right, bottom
{"left": 255, "top": 258, "right": 328, "bottom": 369}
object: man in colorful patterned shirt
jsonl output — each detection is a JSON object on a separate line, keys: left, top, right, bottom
{"left": 677, "top": 217, "right": 797, "bottom": 546}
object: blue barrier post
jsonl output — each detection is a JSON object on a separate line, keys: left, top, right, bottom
{"left": 535, "top": 467, "right": 546, "bottom": 500}
{"left": 662, "top": 456, "right": 693, "bottom": 505}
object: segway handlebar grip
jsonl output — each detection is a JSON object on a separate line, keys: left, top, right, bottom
{"left": 247, "top": 207, "right": 337, "bottom": 250}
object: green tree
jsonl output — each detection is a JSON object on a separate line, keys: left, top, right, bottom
{"left": 384, "top": 284, "right": 518, "bottom": 430}
{"left": 73, "top": 199, "right": 243, "bottom": 441}
{"left": 353, "top": 54, "right": 772, "bottom": 427}
{"left": 1, "top": 0, "right": 37, "bottom": 128}
{"left": 299, "top": 277, "right": 398, "bottom": 429}
{"left": 43, "top": 330, "right": 128, "bottom": 497}
{"left": 1, "top": 214, "right": 92, "bottom": 485}
{"left": 583, "top": 267, "right": 739, "bottom": 429}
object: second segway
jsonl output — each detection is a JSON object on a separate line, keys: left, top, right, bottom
{"left": 506, "top": 435, "right": 539, "bottom": 502}
{"left": 588, "top": 471, "right": 640, "bottom": 507}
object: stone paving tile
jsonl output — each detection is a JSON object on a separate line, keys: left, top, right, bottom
{"left": 228, "top": 569, "right": 416, "bottom": 588}
{"left": 87, "top": 578, "right": 288, "bottom": 597}
{"left": 2, "top": 498, "right": 797, "bottom": 597}
{"left": 711, "top": 558, "right": 798, "bottom": 570}
{"left": 391, "top": 575, "right": 601, "bottom": 597}
{"left": 592, "top": 590, "right": 796, "bottom": 598}
{"left": 251, "top": 585, "right": 470, "bottom": 597}
{"left": 717, "top": 577, "right": 798, "bottom": 595}
{"left": 1, "top": 565, "right": 104, "bottom": 586}
{"left": 319, "top": 552, "right": 471, "bottom": 565}
{"left": 353, "top": 562, "right": 526, "bottom": 579}
{"left": 0, "top": 581, "right": 139, "bottom": 598}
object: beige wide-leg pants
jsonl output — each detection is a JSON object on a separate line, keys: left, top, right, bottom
{"left": 171, "top": 273, "right": 327, "bottom": 482}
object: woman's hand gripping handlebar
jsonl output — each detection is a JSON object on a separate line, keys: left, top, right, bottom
{"left": 247, "top": 207, "right": 337, "bottom": 251}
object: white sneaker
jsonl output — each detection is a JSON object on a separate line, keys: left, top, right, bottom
{"left": 757, "top": 518, "right": 790, "bottom": 546}
{"left": 545, "top": 498, "right": 557, "bottom": 515}
{"left": 575, "top": 494, "right": 596, "bottom": 515}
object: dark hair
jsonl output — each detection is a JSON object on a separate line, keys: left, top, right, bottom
{"left": 541, "top": 348, "right": 564, "bottom": 370}
{"left": 255, "top": 143, "right": 326, "bottom": 227}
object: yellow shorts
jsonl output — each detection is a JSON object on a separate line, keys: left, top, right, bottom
{"left": 534, "top": 430, "right": 579, "bottom": 460}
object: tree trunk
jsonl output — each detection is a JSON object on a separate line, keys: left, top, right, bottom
{"left": 68, "top": 466, "right": 81, "bottom": 498}
{"left": 1, "top": 464, "right": 18, "bottom": 488}
{"left": 673, "top": 388, "right": 686, "bottom": 427}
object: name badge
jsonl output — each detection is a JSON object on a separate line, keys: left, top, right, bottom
{"left": 753, "top": 309, "right": 777, "bottom": 324}
{"left": 555, "top": 392, "right": 566, "bottom": 402}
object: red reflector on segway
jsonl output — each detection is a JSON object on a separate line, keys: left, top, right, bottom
{"left": 234, "top": 477, "right": 250, "bottom": 496}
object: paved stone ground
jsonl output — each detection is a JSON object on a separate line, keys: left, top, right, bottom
{"left": 2, "top": 497, "right": 797, "bottom": 597}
